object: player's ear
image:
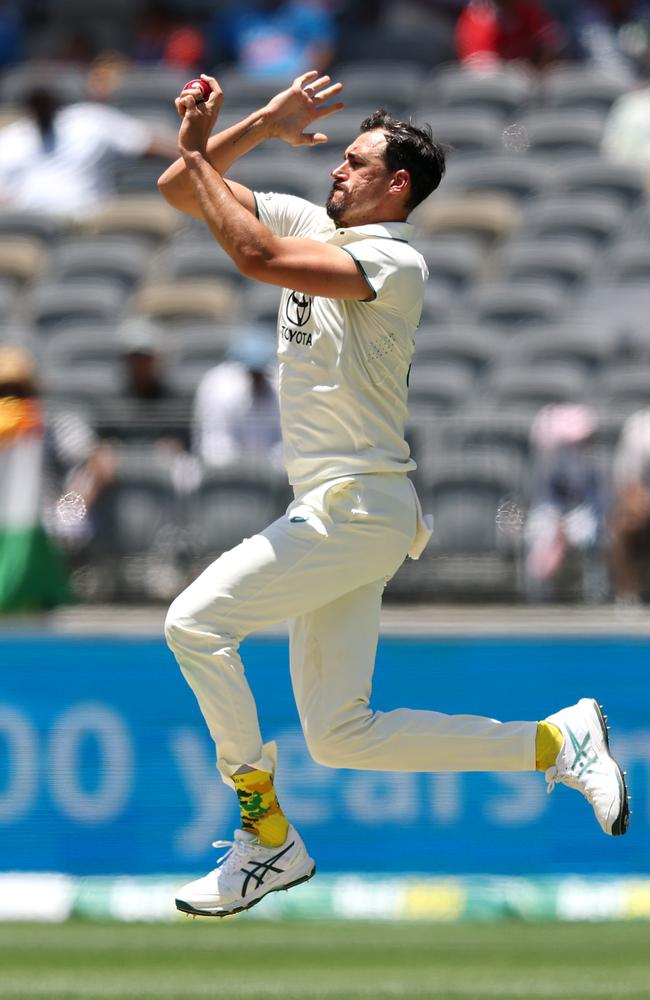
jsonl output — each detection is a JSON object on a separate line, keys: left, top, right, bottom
{"left": 390, "top": 169, "right": 410, "bottom": 197}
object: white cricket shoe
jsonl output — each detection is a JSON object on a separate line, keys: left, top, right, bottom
{"left": 544, "top": 698, "right": 629, "bottom": 837}
{"left": 175, "top": 825, "right": 316, "bottom": 917}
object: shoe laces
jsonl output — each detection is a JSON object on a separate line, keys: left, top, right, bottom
{"left": 209, "top": 837, "right": 256, "bottom": 874}
{"left": 545, "top": 764, "right": 591, "bottom": 799}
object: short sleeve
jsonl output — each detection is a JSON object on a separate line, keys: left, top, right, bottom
{"left": 254, "top": 191, "right": 327, "bottom": 238}
{"left": 342, "top": 240, "right": 427, "bottom": 312}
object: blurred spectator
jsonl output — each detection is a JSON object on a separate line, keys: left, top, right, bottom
{"left": 455, "top": 0, "right": 565, "bottom": 70}
{"left": 569, "top": 1, "right": 650, "bottom": 82}
{"left": 524, "top": 405, "right": 608, "bottom": 602}
{"left": 213, "top": 0, "right": 335, "bottom": 77}
{"left": 133, "top": 0, "right": 207, "bottom": 71}
{"left": 0, "top": 345, "right": 114, "bottom": 611}
{"left": 192, "top": 329, "right": 282, "bottom": 468}
{"left": 0, "top": 81, "right": 177, "bottom": 220}
{"left": 118, "top": 318, "right": 173, "bottom": 402}
{"left": 610, "top": 408, "right": 650, "bottom": 603}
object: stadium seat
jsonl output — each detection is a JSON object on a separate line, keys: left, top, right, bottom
{"left": 517, "top": 194, "right": 624, "bottom": 247}
{"left": 323, "top": 64, "right": 421, "bottom": 114}
{"left": 541, "top": 67, "right": 628, "bottom": 114}
{"left": 96, "top": 455, "right": 182, "bottom": 599}
{"left": 0, "top": 285, "right": 18, "bottom": 325}
{"left": 0, "top": 62, "right": 87, "bottom": 105}
{"left": 497, "top": 238, "right": 596, "bottom": 289}
{"left": 599, "top": 240, "right": 650, "bottom": 284}
{"left": 191, "top": 465, "right": 290, "bottom": 558}
{"left": 0, "top": 236, "right": 44, "bottom": 287}
{"left": 155, "top": 240, "right": 243, "bottom": 285}
{"left": 30, "top": 280, "right": 126, "bottom": 335}
{"left": 216, "top": 71, "right": 294, "bottom": 112}
{"left": 415, "top": 236, "right": 485, "bottom": 291}
{"left": 442, "top": 409, "right": 533, "bottom": 462}
{"left": 42, "top": 363, "right": 123, "bottom": 403}
{"left": 411, "top": 448, "right": 527, "bottom": 598}
{"left": 503, "top": 324, "right": 613, "bottom": 375}
{"left": 482, "top": 362, "right": 587, "bottom": 409}
{"left": 463, "top": 280, "right": 566, "bottom": 330}
{"left": 413, "top": 325, "right": 501, "bottom": 374}
{"left": 47, "top": 236, "right": 151, "bottom": 290}
{"left": 421, "top": 66, "right": 533, "bottom": 118}
{"left": 441, "top": 153, "right": 550, "bottom": 202}
{"left": 597, "top": 366, "right": 650, "bottom": 413}
{"left": 112, "top": 155, "right": 174, "bottom": 197}
{"left": 547, "top": 156, "right": 645, "bottom": 210}
{"left": 80, "top": 196, "right": 180, "bottom": 244}
{"left": 413, "top": 193, "right": 519, "bottom": 244}
{"left": 419, "top": 281, "right": 457, "bottom": 325}
{"left": 571, "top": 282, "right": 650, "bottom": 328}
{"left": 246, "top": 281, "right": 284, "bottom": 324}
{"left": 519, "top": 109, "right": 605, "bottom": 156}
{"left": 43, "top": 327, "right": 124, "bottom": 369}
{"left": 133, "top": 280, "right": 240, "bottom": 325}
{"left": 419, "top": 110, "right": 503, "bottom": 153}
{"left": 0, "top": 209, "right": 62, "bottom": 244}
{"left": 108, "top": 68, "right": 192, "bottom": 117}
{"left": 407, "top": 361, "right": 475, "bottom": 409}
{"left": 228, "top": 158, "right": 320, "bottom": 203}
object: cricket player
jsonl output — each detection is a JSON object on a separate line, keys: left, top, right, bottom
{"left": 158, "top": 71, "right": 629, "bottom": 918}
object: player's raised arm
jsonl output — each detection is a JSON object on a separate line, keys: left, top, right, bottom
{"left": 157, "top": 71, "right": 344, "bottom": 221}
{"left": 175, "top": 74, "right": 370, "bottom": 301}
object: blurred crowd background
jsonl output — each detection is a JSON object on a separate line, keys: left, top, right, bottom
{"left": 3, "top": 1, "right": 650, "bottom": 609}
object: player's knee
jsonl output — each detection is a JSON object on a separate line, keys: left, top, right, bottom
{"left": 305, "top": 717, "right": 370, "bottom": 768}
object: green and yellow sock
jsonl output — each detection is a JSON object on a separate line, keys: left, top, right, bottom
{"left": 535, "top": 721, "right": 563, "bottom": 771}
{"left": 232, "top": 769, "right": 289, "bottom": 847}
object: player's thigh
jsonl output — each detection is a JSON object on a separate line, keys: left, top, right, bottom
{"left": 168, "top": 491, "right": 409, "bottom": 637}
{"left": 289, "top": 578, "right": 384, "bottom": 732}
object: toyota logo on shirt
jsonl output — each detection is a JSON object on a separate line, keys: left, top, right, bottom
{"left": 285, "top": 291, "right": 312, "bottom": 327}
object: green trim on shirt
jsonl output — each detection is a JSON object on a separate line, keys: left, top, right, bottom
{"left": 340, "top": 246, "right": 378, "bottom": 301}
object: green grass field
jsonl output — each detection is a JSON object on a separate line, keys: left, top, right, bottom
{"left": 1, "top": 920, "right": 649, "bottom": 1000}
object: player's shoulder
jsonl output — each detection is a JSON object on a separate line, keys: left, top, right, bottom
{"left": 254, "top": 190, "right": 330, "bottom": 238}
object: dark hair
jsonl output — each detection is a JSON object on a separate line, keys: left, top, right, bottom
{"left": 359, "top": 109, "right": 446, "bottom": 210}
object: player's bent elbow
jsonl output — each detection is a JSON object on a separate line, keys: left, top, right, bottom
{"left": 235, "top": 251, "right": 273, "bottom": 283}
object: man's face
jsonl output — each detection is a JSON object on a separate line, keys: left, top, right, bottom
{"left": 325, "top": 130, "right": 395, "bottom": 227}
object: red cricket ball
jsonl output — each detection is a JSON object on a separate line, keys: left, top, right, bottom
{"left": 182, "top": 78, "right": 211, "bottom": 103}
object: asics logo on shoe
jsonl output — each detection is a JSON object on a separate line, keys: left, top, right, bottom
{"left": 567, "top": 726, "right": 600, "bottom": 777}
{"left": 240, "top": 841, "right": 295, "bottom": 897}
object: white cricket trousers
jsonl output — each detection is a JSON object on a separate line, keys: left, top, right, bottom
{"left": 165, "top": 473, "right": 537, "bottom": 787}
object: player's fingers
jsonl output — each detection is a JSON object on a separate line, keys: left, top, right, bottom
{"left": 174, "top": 96, "right": 186, "bottom": 118}
{"left": 200, "top": 73, "right": 223, "bottom": 98}
{"left": 299, "top": 132, "right": 328, "bottom": 146}
{"left": 294, "top": 69, "right": 319, "bottom": 90}
{"left": 313, "top": 82, "right": 343, "bottom": 103}
{"left": 309, "top": 75, "right": 331, "bottom": 93}
{"left": 314, "top": 101, "right": 345, "bottom": 120}
{"left": 205, "top": 88, "right": 222, "bottom": 111}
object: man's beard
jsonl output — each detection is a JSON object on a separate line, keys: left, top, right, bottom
{"left": 325, "top": 183, "right": 348, "bottom": 226}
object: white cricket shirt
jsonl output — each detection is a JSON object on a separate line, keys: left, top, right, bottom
{"left": 254, "top": 192, "right": 428, "bottom": 488}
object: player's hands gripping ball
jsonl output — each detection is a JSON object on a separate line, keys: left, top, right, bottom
{"left": 182, "top": 77, "right": 211, "bottom": 104}
{"left": 176, "top": 74, "right": 223, "bottom": 155}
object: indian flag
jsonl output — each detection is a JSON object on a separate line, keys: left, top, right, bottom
{"left": 0, "top": 396, "right": 69, "bottom": 611}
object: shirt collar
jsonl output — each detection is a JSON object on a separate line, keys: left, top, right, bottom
{"left": 325, "top": 220, "right": 414, "bottom": 244}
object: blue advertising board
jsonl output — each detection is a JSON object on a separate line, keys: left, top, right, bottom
{"left": 0, "top": 634, "right": 648, "bottom": 876}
